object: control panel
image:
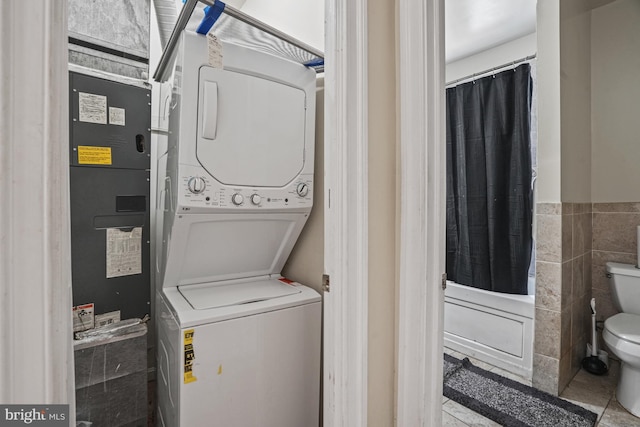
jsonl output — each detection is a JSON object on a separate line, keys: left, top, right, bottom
{"left": 176, "top": 165, "right": 313, "bottom": 213}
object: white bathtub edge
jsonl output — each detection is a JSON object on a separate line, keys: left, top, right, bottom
{"left": 444, "top": 281, "right": 534, "bottom": 380}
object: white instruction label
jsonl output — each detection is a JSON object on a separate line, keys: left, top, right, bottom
{"left": 106, "top": 227, "right": 142, "bottom": 278}
{"left": 95, "top": 310, "right": 121, "bottom": 328}
{"left": 207, "top": 33, "right": 223, "bottom": 69}
{"left": 109, "top": 107, "right": 126, "bottom": 126}
{"left": 79, "top": 92, "right": 107, "bottom": 124}
{"left": 72, "top": 303, "right": 95, "bottom": 333}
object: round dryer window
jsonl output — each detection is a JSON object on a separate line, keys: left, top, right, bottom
{"left": 196, "top": 66, "right": 307, "bottom": 188}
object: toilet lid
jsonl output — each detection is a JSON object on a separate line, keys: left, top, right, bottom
{"left": 605, "top": 313, "right": 640, "bottom": 345}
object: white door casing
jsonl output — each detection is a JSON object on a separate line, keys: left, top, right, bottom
{"left": 0, "top": 0, "right": 75, "bottom": 416}
{"left": 322, "top": 0, "right": 368, "bottom": 425}
{"left": 396, "top": 0, "right": 446, "bottom": 426}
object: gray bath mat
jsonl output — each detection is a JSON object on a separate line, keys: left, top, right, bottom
{"left": 443, "top": 354, "right": 597, "bottom": 427}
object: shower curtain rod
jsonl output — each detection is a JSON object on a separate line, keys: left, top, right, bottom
{"left": 446, "top": 54, "right": 536, "bottom": 87}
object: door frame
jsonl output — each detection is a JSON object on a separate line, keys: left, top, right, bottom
{"left": 323, "top": 0, "right": 445, "bottom": 425}
{"left": 396, "top": 0, "right": 446, "bottom": 425}
{"left": 322, "top": 0, "right": 369, "bottom": 425}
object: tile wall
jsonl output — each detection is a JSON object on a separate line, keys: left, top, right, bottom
{"left": 592, "top": 203, "right": 640, "bottom": 350}
{"left": 533, "top": 202, "right": 592, "bottom": 395}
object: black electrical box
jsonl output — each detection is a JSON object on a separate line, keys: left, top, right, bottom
{"left": 69, "top": 71, "right": 151, "bottom": 321}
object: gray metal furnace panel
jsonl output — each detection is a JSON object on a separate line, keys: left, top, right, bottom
{"left": 69, "top": 72, "right": 151, "bottom": 170}
{"left": 70, "top": 167, "right": 150, "bottom": 320}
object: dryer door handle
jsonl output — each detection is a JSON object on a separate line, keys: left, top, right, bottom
{"left": 202, "top": 81, "right": 218, "bottom": 140}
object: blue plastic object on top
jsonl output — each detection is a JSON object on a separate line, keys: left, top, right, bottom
{"left": 196, "top": 1, "right": 226, "bottom": 35}
{"left": 304, "top": 58, "right": 324, "bottom": 68}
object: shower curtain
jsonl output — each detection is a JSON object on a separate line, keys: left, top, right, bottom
{"left": 446, "top": 64, "right": 533, "bottom": 295}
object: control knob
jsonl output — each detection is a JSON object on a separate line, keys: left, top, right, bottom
{"left": 231, "top": 193, "right": 244, "bottom": 206}
{"left": 187, "top": 177, "right": 206, "bottom": 194}
{"left": 296, "top": 182, "right": 309, "bottom": 197}
{"left": 250, "top": 194, "right": 262, "bottom": 205}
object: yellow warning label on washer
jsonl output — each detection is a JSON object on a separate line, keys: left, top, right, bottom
{"left": 184, "top": 329, "right": 197, "bottom": 384}
{"left": 78, "top": 146, "right": 112, "bottom": 165}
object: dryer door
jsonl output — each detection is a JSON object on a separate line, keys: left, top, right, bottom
{"left": 197, "top": 66, "right": 307, "bottom": 187}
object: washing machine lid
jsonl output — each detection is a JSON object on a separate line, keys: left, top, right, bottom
{"left": 196, "top": 66, "right": 307, "bottom": 187}
{"left": 605, "top": 313, "right": 640, "bottom": 345}
{"left": 178, "top": 278, "right": 301, "bottom": 310}
{"left": 161, "top": 213, "right": 308, "bottom": 288}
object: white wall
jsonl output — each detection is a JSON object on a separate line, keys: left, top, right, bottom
{"left": 536, "top": 0, "right": 562, "bottom": 203}
{"left": 591, "top": 0, "right": 640, "bottom": 202}
{"left": 446, "top": 33, "right": 536, "bottom": 83}
{"left": 559, "top": 0, "right": 592, "bottom": 203}
{"left": 240, "top": 0, "right": 324, "bottom": 51}
{"left": 282, "top": 82, "right": 325, "bottom": 293}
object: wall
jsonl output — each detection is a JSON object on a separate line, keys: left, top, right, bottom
{"left": 240, "top": 0, "right": 324, "bottom": 50}
{"left": 367, "top": 0, "right": 397, "bottom": 424}
{"left": 536, "top": 0, "right": 562, "bottom": 204}
{"left": 445, "top": 33, "right": 536, "bottom": 82}
{"left": 282, "top": 81, "right": 325, "bottom": 294}
{"left": 590, "top": 0, "right": 640, "bottom": 346}
{"left": 533, "top": 0, "right": 593, "bottom": 396}
{"left": 591, "top": 0, "right": 640, "bottom": 202}
{"left": 560, "top": 1, "right": 592, "bottom": 203}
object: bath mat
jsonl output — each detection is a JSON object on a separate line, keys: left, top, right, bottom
{"left": 443, "top": 354, "right": 597, "bottom": 427}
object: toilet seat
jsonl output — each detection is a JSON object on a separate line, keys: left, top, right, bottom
{"left": 604, "top": 313, "right": 640, "bottom": 345}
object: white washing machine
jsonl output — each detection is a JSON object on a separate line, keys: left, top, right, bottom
{"left": 155, "top": 31, "right": 320, "bottom": 427}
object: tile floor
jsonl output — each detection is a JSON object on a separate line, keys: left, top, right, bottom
{"left": 443, "top": 347, "right": 640, "bottom": 427}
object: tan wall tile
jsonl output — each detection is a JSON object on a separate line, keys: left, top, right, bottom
{"left": 533, "top": 353, "right": 560, "bottom": 395}
{"left": 536, "top": 261, "right": 562, "bottom": 311}
{"left": 562, "top": 261, "right": 572, "bottom": 311}
{"left": 538, "top": 203, "right": 562, "bottom": 215}
{"left": 572, "top": 257, "right": 584, "bottom": 304}
{"left": 563, "top": 203, "right": 574, "bottom": 215}
{"left": 584, "top": 254, "right": 592, "bottom": 293}
{"left": 571, "top": 336, "right": 586, "bottom": 375}
{"left": 592, "top": 212, "right": 640, "bottom": 253}
{"left": 574, "top": 203, "right": 588, "bottom": 214}
{"left": 591, "top": 250, "right": 637, "bottom": 290}
{"left": 537, "top": 214, "right": 562, "bottom": 262}
{"left": 593, "top": 202, "right": 640, "bottom": 213}
{"left": 535, "top": 308, "right": 562, "bottom": 358}
{"left": 573, "top": 213, "right": 586, "bottom": 256}
{"left": 584, "top": 220, "right": 593, "bottom": 251}
{"left": 592, "top": 286, "right": 618, "bottom": 322}
{"left": 562, "top": 214, "right": 573, "bottom": 261}
{"left": 558, "top": 352, "right": 574, "bottom": 393}
{"left": 571, "top": 300, "right": 587, "bottom": 349}
{"left": 561, "top": 306, "right": 572, "bottom": 357}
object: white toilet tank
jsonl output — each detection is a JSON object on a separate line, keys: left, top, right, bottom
{"left": 606, "top": 262, "right": 640, "bottom": 315}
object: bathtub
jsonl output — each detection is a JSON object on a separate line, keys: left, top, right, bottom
{"left": 444, "top": 279, "right": 535, "bottom": 379}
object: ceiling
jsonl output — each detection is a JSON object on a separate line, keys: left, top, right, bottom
{"left": 445, "top": 0, "right": 537, "bottom": 63}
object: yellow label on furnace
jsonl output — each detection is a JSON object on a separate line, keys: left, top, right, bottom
{"left": 184, "top": 329, "right": 197, "bottom": 384}
{"left": 78, "top": 146, "right": 112, "bottom": 165}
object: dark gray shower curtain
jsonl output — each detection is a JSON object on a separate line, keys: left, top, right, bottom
{"left": 446, "top": 64, "right": 533, "bottom": 295}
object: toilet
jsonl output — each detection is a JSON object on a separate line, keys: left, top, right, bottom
{"left": 603, "top": 262, "right": 640, "bottom": 417}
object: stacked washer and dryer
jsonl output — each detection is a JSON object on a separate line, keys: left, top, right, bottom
{"left": 155, "top": 30, "right": 321, "bottom": 427}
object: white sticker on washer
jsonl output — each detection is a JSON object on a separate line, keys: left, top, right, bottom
{"left": 79, "top": 92, "right": 107, "bottom": 124}
{"left": 109, "top": 106, "right": 126, "bottom": 126}
{"left": 106, "top": 227, "right": 142, "bottom": 278}
{"left": 207, "top": 33, "right": 223, "bottom": 69}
